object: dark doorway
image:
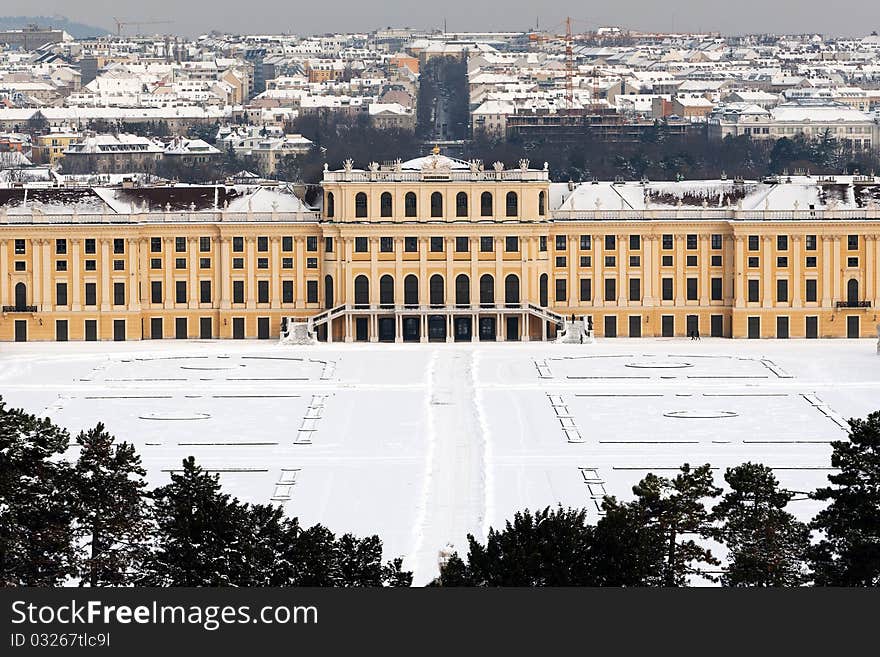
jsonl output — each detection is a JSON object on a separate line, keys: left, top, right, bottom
{"left": 455, "top": 274, "right": 470, "bottom": 306}
{"left": 505, "top": 316, "right": 519, "bottom": 341}
{"left": 55, "top": 320, "right": 68, "bottom": 342}
{"left": 428, "top": 315, "right": 446, "bottom": 341}
{"left": 710, "top": 314, "right": 724, "bottom": 338}
{"left": 150, "top": 317, "right": 163, "bottom": 339}
{"left": 14, "top": 319, "right": 26, "bottom": 342}
{"left": 686, "top": 314, "right": 699, "bottom": 337}
{"left": 402, "top": 317, "right": 420, "bottom": 342}
{"left": 604, "top": 315, "right": 617, "bottom": 338}
{"left": 378, "top": 317, "right": 395, "bottom": 342}
{"left": 354, "top": 276, "right": 369, "bottom": 308}
{"left": 355, "top": 317, "right": 368, "bottom": 341}
{"left": 661, "top": 315, "right": 674, "bottom": 337}
{"left": 454, "top": 317, "right": 472, "bottom": 341}
{"left": 805, "top": 316, "right": 818, "bottom": 339}
{"left": 539, "top": 274, "right": 548, "bottom": 307}
{"left": 747, "top": 316, "right": 760, "bottom": 339}
{"left": 847, "top": 315, "right": 860, "bottom": 338}
{"left": 175, "top": 317, "right": 188, "bottom": 339}
{"left": 776, "top": 316, "right": 789, "bottom": 339}
{"left": 629, "top": 315, "right": 641, "bottom": 337}
{"left": 113, "top": 319, "right": 126, "bottom": 341}
{"left": 257, "top": 317, "right": 270, "bottom": 339}
{"left": 847, "top": 279, "right": 859, "bottom": 305}
{"left": 324, "top": 275, "right": 334, "bottom": 309}
{"left": 232, "top": 317, "right": 245, "bottom": 339}
{"left": 14, "top": 282, "right": 27, "bottom": 310}
{"left": 479, "top": 317, "right": 496, "bottom": 341}
{"left": 84, "top": 319, "right": 97, "bottom": 341}
{"left": 200, "top": 317, "right": 212, "bottom": 339}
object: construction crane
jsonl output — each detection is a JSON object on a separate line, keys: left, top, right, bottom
{"left": 527, "top": 17, "right": 577, "bottom": 111}
{"left": 113, "top": 18, "right": 172, "bottom": 37}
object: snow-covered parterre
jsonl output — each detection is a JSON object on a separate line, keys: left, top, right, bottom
{"left": 1, "top": 338, "right": 878, "bottom": 583}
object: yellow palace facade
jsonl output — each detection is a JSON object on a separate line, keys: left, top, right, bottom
{"left": 1, "top": 153, "right": 879, "bottom": 342}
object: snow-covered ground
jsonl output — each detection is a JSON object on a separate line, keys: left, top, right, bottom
{"left": 1, "top": 338, "right": 879, "bottom": 584}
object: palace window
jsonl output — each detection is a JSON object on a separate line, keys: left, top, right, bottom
{"left": 355, "top": 192, "right": 368, "bottom": 218}
{"left": 505, "top": 191, "right": 518, "bottom": 217}
{"left": 405, "top": 192, "right": 417, "bottom": 217}
{"left": 456, "top": 192, "right": 468, "bottom": 217}
{"left": 480, "top": 191, "right": 493, "bottom": 216}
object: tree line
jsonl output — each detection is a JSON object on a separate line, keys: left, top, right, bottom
{"left": 2, "top": 396, "right": 878, "bottom": 587}
{"left": 0, "top": 397, "right": 411, "bottom": 587}
{"left": 433, "top": 411, "right": 880, "bottom": 587}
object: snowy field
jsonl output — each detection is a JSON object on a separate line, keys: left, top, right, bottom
{"left": 1, "top": 338, "right": 879, "bottom": 584}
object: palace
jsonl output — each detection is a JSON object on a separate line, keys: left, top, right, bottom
{"left": 2, "top": 152, "right": 880, "bottom": 342}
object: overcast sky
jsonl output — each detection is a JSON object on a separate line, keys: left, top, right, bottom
{"left": 5, "top": 1, "right": 880, "bottom": 38}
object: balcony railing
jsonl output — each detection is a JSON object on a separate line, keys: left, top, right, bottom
{"left": 835, "top": 300, "right": 872, "bottom": 308}
{"left": 2, "top": 305, "right": 38, "bottom": 313}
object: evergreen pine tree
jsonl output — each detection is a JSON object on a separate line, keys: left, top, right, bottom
{"left": 712, "top": 462, "right": 810, "bottom": 587}
{"left": 73, "top": 423, "right": 150, "bottom": 586}
{"left": 629, "top": 463, "right": 721, "bottom": 586}
{"left": 810, "top": 411, "right": 880, "bottom": 586}
{"left": 138, "top": 456, "right": 249, "bottom": 586}
{"left": 0, "top": 398, "right": 77, "bottom": 586}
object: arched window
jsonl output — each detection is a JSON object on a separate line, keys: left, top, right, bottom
{"left": 14, "top": 282, "right": 26, "bottom": 310}
{"left": 539, "top": 274, "right": 548, "bottom": 307}
{"left": 480, "top": 191, "right": 493, "bottom": 217}
{"left": 538, "top": 191, "right": 546, "bottom": 216}
{"left": 506, "top": 191, "right": 518, "bottom": 217}
{"left": 324, "top": 275, "right": 334, "bottom": 309}
{"left": 380, "top": 192, "right": 393, "bottom": 217}
{"left": 355, "top": 192, "right": 368, "bottom": 218}
{"left": 325, "top": 191, "right": 335, "bottom": 218}
{"left": 379, "top": 275, "right": 394, "bottom": 307}
{"left": 480, "top": 274, "right": 494, "bottom": 306}
{"left": 429, "top": 274, "right": 445, "bottom": 306}
{"left": 404, "top": 274, "right": 419, "bottom": 306}
{"left": 847, "top": 278, "right": 860, "bottom": 304}
{"left": 404, "top": 192, "right": 417, "bottom": 217}
{"left": 430, "top": 191, "right": 443, "bottom": 218}
{"left": 456, "top": 192, "right": 468, "bottom": 217}
{"left": 354, "top": 275, "right": 369, "bottom": 307}
{"left": 505, "top": 274, "right": 520, "bottom": 305}
{"left": 455, "top": 274, "right": 470, "bottom": 306}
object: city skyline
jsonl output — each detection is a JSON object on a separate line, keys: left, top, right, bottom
{"left": 2, "top": 1, "right": 880, "bottom": 37}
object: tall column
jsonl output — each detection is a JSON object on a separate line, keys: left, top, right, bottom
{"left": 734, "top": 236, "right": 745, "bottom": 308}
{"left": 0, "top": 240, "right": 7, "bottom": 307}
{"left": 220, "top": 237, "right": 231, "bottom": 310}
{"left": 567, "top": 235, "right": 577, "bottom": 307}
{"left": 394, "top": 237, "right": 403, "bottom": 305}
{"left": 296, "top": 236, "right": 306, "bottom": 306}
{"left": 643, "top": 236, "right": 655, "bottom": 305}
{"left": 188, "top": 237, "right": 198, "bottom": 308}
{"left": 723, "top": 235, "right": 735, "bottom": 305}
{"left": 792, "top": 236, "right": 803, "bottom": 308}
{"left": 445, "top": 237, "right": 454, "bottom": 305}
{"left": 674, "top": 235, "right": 685, "bottom": 304}
{"left": 163, "top": 237, "right": 173, "bottom": 310}
{"left": 128, "top": 238, "right": 141, "bottom": 311}
{"left": 71, "top": 238, "right": 81, "bottom": 311}
{"left": 100, "top": 238, "right": 111, "bottom": 311}
{"left": 31, "top": 239, "right": 42, "bottom": 310}
{"left": 592, "top": 235, "right": 603, "bottom": 308}
{"left": 270, "top": 237, "right": 281, "bottom": 307}
{"left": 618, "top": 234, "right": 627, "bottom": 307}
{"left": 370, "top": 237, "right": 379, "bottom": 304}
{"left": 762, "top": 236, "right": 773, "bottom": 309}
{"left": 821, "top": 235, "right": 832, "bottom": 308}
{"left": 138, "top": 237, "right": 149, "bottom": 308}
{"left": 418, "top": 238, "right": 428, "bottom": 305}
{"left": 42, "top": 239, "right": 52, "bottom": 309}
{"left": 698, "top": 235, "right": 709, "bottom": 305}
{"left": 522, "top": 236, "right": 533, "bottom": 303}
{"left": 494, "top": 237, "right": 503, "bottom": 305}
{"left": 832, "top": 235, "right": 842, "bottom": 304}
{"left": 874, "top": 234, "right": 880, "bottom": 307}
{"left": 245, "top": 237, "right": 256, "bottom": 308}
{"left": 469, "top": 241, "right": 478, "bottom": 307}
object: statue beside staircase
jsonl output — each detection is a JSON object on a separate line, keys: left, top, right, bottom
{"left": 556, "top": 315, "right": 594, "bottom": 344}
{"left": 280, "top": 317, "right": 316, "bottom": 345}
